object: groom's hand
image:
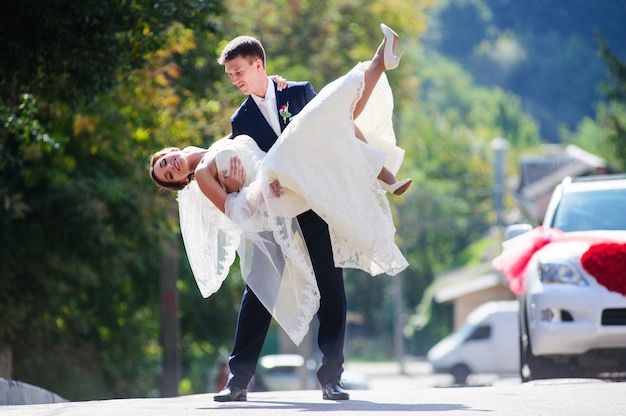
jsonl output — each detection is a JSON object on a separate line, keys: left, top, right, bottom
{"left": 220, "top": 156, "right": 246, "bottom": 193}
{"left": 269, "top": 180, "right": 283, "bottom": 198}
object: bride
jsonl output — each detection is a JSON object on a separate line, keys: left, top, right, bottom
{"left": 150, "top": 24, "right": 410, "bottom": 345}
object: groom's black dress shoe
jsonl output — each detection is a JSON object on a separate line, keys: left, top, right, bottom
{"left": 322, "top": 381, "right": 350, "bottom": 400}
{"left": 214, "top": 385, "right": 247, "bottom": 402}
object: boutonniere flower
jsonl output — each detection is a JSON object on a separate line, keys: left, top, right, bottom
{"left": 279, "top": 102, "right": 292, "bottom": 124}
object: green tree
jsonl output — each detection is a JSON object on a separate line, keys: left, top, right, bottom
{"left": 393, "top": 53, "right": 540, "bottom": 354}
{"left": 0, "top": 0, "right": 218, "bottom": 107}
{"left": 1, "top": 0, "right": 438, "bottom": 397}
{"left": 599, "top": 37, "right": 626, "bottom": 169}
{"left": 425, "top": 0, "right": 626, "bottom": 142}
{"left": 1, "top": 0, "right": 548, "bottom": 398}
{"left": 0, "top": 0, "right": 225, "bottom": 400}
{"left": 562, "top": 38, "right": 626, "bottom": 171}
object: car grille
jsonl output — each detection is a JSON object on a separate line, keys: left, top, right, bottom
{"left": 601, "top": 309, "right": 626, "bottom": 326}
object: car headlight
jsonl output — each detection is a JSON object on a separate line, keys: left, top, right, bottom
{"left": 537, "top": 258, "right": 588, "bottom": 286}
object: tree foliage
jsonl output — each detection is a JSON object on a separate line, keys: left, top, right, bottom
{"left": 0, "top": 0, "right": 225, "bottom": 400}
{"left": 0, "top": 0, "right": 220, "bottom": 107}
{"left": 563, "top": 37, "right": 626, "bottom": 171}
{"left": 1, "top": 0, "right": 558, "bottom": 400}
{"left": 340, "top": 44, "right": 541, "bottom": 356}
{"left": 599, "top": 37, "right": 626, "bottom": 168}
{"left": 425, "top": 0, "right": 626, "bottom": 142}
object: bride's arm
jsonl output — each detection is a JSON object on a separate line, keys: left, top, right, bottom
{"left": 194, "top": 161, "right": 229, "bottom": 214}
{"left": 195, "top": 155, "right": 265, "bottom": 222}
{"left": 194, "top": 151, "right": 247, "bottom": 214}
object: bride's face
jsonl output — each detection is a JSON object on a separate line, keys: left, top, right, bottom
{"left": 153, "top": 150, "right": 190, "bottom": 184}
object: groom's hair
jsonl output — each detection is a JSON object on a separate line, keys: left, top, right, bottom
{"left": 217, "top": 35, "right": 266, "bottom": 67}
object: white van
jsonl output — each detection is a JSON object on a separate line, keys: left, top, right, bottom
{"left": 427, "top": 300, "right": 519, "bottom": 385}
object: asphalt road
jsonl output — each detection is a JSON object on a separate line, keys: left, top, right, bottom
{"left": 3, "top": 361, "right": 625, "bottom": 415}
{"left": 2, "top": 378, "right": 625, "bottom": 416}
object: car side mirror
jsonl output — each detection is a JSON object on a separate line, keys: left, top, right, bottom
{"left": 504, "top": 224, "right": 533, "bottom": 241}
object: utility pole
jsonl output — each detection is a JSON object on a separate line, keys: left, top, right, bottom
{"left": 393, "top": 275, "right": 406, "bottom": 374}
{"left": 491, "top": 138, "right": 509, "bottom": 250}
{"left": 491, "top": 137, "right": 509, "bottom": 229}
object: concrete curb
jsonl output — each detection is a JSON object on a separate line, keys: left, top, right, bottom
{"left": 0, "top": 378, "right": 66, "bottom": 406}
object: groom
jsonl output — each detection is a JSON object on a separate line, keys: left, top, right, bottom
{"left": 214, "top": 35, "right": 349, "bottom": 401}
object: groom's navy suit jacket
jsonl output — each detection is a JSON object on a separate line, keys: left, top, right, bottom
{"left": 231, "top": 81, "right": 316, "bottom": 151}
{"left": 227, "top": 79, "right": 347, "bottom": 388}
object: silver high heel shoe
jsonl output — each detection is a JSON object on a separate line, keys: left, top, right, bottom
{"left": 380, "top": 23, "right": 404, "bottom": 70}
{"left": 379, "top": 178, "right": 412, "bottom": 196}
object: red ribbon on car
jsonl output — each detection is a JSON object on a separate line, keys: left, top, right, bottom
{"left": 493, "top": 226, "right": 625, "bottom": 295}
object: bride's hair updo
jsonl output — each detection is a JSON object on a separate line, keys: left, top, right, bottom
{"left": 217, "top": 35, "right": 266, "bottom": 67}
{"left": 150, "top": 147, "right": 193, "bottom": 192}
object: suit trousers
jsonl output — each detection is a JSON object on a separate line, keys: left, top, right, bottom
{"left": 227, "top": 209, "right": 347, "bottom": 389}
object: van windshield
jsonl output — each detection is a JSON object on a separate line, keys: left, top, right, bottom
{"left": 448, "top": 322, "right": 478, "bottom": 344}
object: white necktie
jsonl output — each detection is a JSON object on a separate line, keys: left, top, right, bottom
{"left": 259, "top": 98, "right": 281, "bottom": 136}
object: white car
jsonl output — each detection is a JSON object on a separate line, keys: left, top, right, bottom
{"left": 254, "top": 354, "right": 369, "bottom": 391}
{"left": 508, "top": 175, "right": 626, "bottom": 382}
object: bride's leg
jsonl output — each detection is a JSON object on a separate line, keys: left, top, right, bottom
{"left": 377, "top": 166, "right": 396, "bottom": 184}
{"left": 352, "top": 42, "right": 386, "bottom": 119}
{"left": 353, "top": 24, "right": 400, "bottom": 119}
{"left": 355, "top": 125, "right": 412, "bottom": 196}
{"left": 352, "top": 25, "right": 411, "bottom": 196}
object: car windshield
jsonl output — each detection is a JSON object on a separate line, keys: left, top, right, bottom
{"left": 551, "top": 189, "right": 626, "bottom": 232}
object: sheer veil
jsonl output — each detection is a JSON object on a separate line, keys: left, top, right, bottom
{"left": 177, "top": 180, "right": 240, "bottom": 298}
{"left": 177, "top": 179, "right": 320, "bottom": 346}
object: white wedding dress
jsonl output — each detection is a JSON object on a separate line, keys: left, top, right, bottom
{"left": 177, "top": 62, "right": 408, "bottom": 345}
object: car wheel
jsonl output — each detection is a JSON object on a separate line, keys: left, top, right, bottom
{"left": 518, "top": 297, "right": 532, "bottom": 383}
{"left": 519, "top": 297, "right": 571, "bottom": 381}
{"left": 450, "top": 364, "right": 470, "bottom": 385}
{"left": 519, "top": 297, "right": 553, "bottom": 380}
